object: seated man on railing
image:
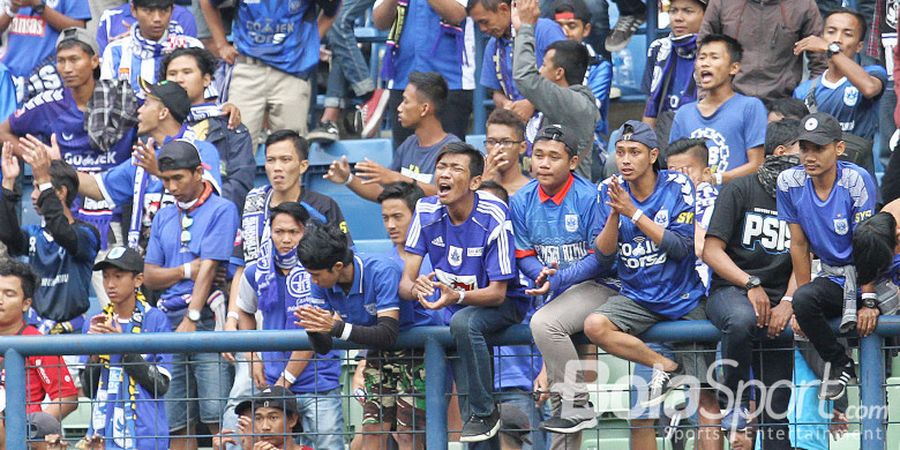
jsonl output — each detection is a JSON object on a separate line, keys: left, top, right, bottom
{"left": 0, "top": 259, "right": 78, "bottom": 437}
{"left": 80, "top": 247, "right": 173, "bottom": 450}
{"left": 235, "top": 202, "right": 345, "bottom": 450}
{"left": 398, "top": 143, "right": 530, "bottom": 443}
{"left": 584, "top": 121, "right": 715, "bottom": 419}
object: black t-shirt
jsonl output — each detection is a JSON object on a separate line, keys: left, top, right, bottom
{"left": 705, "top": 174, "right": 792, "bottom": 302}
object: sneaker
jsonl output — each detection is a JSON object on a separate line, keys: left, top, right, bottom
{"left": 819, "top": 361, "right": 856, "bottom": 401}
{"left": 358, "top": 88, "right": 389, "bottom": 138}
{"left": 459, "top": 408, "right": 502, "bottom": 443}
{"left": 721, "top": 405, "right": 751, "bottom": 432}
{"left": 307, "top": 120, "right": 340, "bottom": 144}
{"left": 540, "top": 402, "right": 598, "bottom": 434}
{"left": 605, "top": 15, "right": 646, "bottom": 52}
{"left": 641, "top": 364, "right": 684, "bottom": 408}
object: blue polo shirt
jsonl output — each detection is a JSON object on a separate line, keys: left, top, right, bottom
{"left": 240, "top": 263, "right": 342, "bottom": 394}
{"left": 97, "top": 3, "right": 198, "bottom": 54}
{"left": 375, "top": 0, "right": 476, "bottom": 90}
{"left": 309, "top": 253, "right": 403, "bottom": 328}
{"left": 145, "top": 193, "right": 240, "bottom": 326}
{"left": 480, "top": 18, "right": 566, "bottom": 100}
{"left": 386, "top": 247, "right": 444, "bottom": 329}
{"left": 217, "top": 0, "right": 322, "bottom": 78}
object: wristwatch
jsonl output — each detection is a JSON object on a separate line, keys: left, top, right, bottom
{"left": 187, "top": 308, "right": 201, "bottom": 322}
{"left": 863, "top": 297, "right": 878, "bottom": 309}
{"left": 744, "top": 275, "right": 761, "bottom": 290}
{"left": 827, "top": 42, "right": 841, "bottom": 59}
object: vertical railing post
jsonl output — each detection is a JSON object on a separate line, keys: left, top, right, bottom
{"left": 473, "top": 28, "right": 487, "bottom": 135}
{"left": 5, "top": 349, "right": 27, "bottom": 450}
{"left": 645, "top": 0, "right": 658, "bottom": 56}
{"left": 860, "top": 333, "right": 886, "bottom": 450}
{"left": 425, "top": 337, "right": 449, "bottom": 450}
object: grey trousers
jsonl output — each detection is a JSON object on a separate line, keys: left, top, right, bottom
{"left": 530, "top": 281, "right": 616, "bottom": 450}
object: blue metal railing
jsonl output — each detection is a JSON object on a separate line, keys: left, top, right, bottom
{"left": 4, "top": 318, "right": 899, "bottom": 449}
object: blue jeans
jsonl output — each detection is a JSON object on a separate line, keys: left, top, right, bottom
{"left": 879, "top": 80, "right": 896, "bottom": 170}
{"left": 166, "top": 351, "right": 234, "bottom": 431}
{"left": 706, "top": 286, "right": 793, "bottom": 449}
{"left": 296, "top": 387, "right": 346, "bottom": 450}
{"left": 324, "top": 0, "right": 376, "bottom": 108}
{"left": 450, "top": 300, "right": 522, "bottom": 418}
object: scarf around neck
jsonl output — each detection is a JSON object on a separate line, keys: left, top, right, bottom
{"left": 757, "top": 155, "right": 800, "bottom": 198}
{"left": 255, "top": 237, "right": 304, "bottom": 313}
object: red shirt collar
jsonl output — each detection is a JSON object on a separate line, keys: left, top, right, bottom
{"left": 538, "top": 174, "right": 574, "bottom": 205}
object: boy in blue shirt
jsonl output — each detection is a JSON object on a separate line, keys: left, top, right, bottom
{"left": 143, "top": 139, "right": 239, "bottom": 448}
{"left": 0, "top": 138, "right": 99, "bottom": 327}
{"left": 96, "top": 1, "right": 197, "bottom": 54}
{"left": 670, "top": 34, "right": 767, "bottom": 186}
{"left": 514, "top": 124, "right": 615, "bottom": 443}
{"left": 237, "top": 203, "right": 344, "bottom": 450}
{"left": 80, "top": 246, "right": 173, "bottom": 450}
{"left": 398, "top": 142, "right": 527, "bottom": 442}
{"left": 584, "top": 121, "right": 717, "bottom": 443}
{"left": 295, "top": 225, "right": 409, "bottom": 448}
{"left": 778, "top": 112, "right": 878, "bottom": 401}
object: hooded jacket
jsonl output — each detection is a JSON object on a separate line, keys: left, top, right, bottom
{"left": 700, "top": 0, "right": 827, "bottom": 98}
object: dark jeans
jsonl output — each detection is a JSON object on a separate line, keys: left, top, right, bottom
{"left": 706, "top": 286, "right": 793, "bottom": 449}
{"left": 387, "top": 89, "right": 473, "bottom": 148}
{"left": 449, "top": 299, "right": 522, "bottom": 418}
{"left": 792, "top": 277, "right": 853, "bottom": 367}
{"left": 878, "top": 80, "right": 896, "bottom": 169}
{"left": 614, "top": 0, "right": 646, "bottom": 17}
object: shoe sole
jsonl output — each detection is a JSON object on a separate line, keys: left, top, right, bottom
{"left": 362, "top": 92, "right": 390, "bottom": 138}
{"left": 542, "top": 417, "right": 598, "bottom": 434}
{"left": 639, "top": 383, "right": 684, "bottom": 409}
{"left": 459, "top": 419, "right": 502, "bottom": 443}
{"left": 818, "top": 384, "right": 848, "bottom": 401}
{"left": 605, "top": 38, "right": 631, "bottom": 53}
{"left": 307, "top": 132, "right": 339, "bottom": 144}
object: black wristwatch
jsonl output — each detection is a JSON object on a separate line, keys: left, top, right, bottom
{"left": 31, "top": 2, "right": 45, "bottom": 16}
{"left": 827, "top": 42, "right": 841, "bottom": 59}
{"left": 744, "top": 275, "right": 761, "bottom": 290}
{"left": 863, "top": 297, "right": 877, "bottom": 309}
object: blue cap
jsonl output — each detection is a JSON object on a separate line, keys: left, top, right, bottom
{"left": 615, "top": 120, "right": 659, "bottom": 150}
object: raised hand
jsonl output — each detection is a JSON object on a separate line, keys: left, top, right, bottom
{"left": 324, "top": 155, "right": 352, "bottom": 185}
{"left": 1, "top": 142, "right": 20, "bottom": 191}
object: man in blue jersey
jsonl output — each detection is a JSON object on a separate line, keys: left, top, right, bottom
{"left": 702, "top": 120, "right": 800, "bottom": 441}
{"left": 551, "top": 0, "right": 613, "bottom": 152}
{"left": 100, "top": 0, "right": 203, "bottom": 99}
{"left": 143, "top": 140, "right": 239, "bottom": 448}
{"left": 793, "top": 8, "right": 887, "bottom": 177}
{"left": 398, "top": 142, "right": 527, "bottom": 442}
{"left": 200, "top": 0, "right": 340, "bottom": 143}
{"left": 161, "top": 47, "right": 255, "bottom": 211}
{"left": 73, "top": 80, "right": 223, "bottom": 252}
{"left": 294, "top": 225, "right": 409, "bottom": 448}
{"left": 670, "top": 34, "right": 767, "bottom": 186}
{"left": 0, "top": 0, "right": 90, "bottom": 104}
{"left": 0, "top": 139, "right": 99, "bottom": 326}
{"left": 324, "top": 72, "right": 455, "bottom": 201}
{"left": 96, "top": 0, "right": 197, "bottom": 54}
{"left": 80, "top": 246, "right": 173, "bottom": 450}
{"left": 469, "top": 0, "right": 564, "bottom": 126}
{"left": 237, "top": 203, "right": 344, "bottom": 450}
{"left": 373, "top": 0, "right": 475, "bottom": 148}
{"left": 512, "top": 124, "right": 614, "bottom": 444}
{"left": 1, "top": 28, "right": 136, "bottom": 249}
{"left": 584, "top": 120, "right": 711, "bottom": 410}
{"left": 777, "top": 112, "right": 878, "bottom": 401}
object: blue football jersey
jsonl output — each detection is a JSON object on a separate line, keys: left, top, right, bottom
{"left": 406, "top": 191, "right": 528, "bottom": 316}
{"left": 777, "top": 161, "right": 876, "bottom": 271}
{"left": 793, "top": 66, "right": 888, "bottom": 140}
{"left": 597, "top": 171, "right": 705, "bottom": 319}
{"left": 309, "top": 254, "right": 402, "bottom": 328}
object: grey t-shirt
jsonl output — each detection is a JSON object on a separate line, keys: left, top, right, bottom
{"left": 390, "top": 133, "right": 460, "bottom": 184}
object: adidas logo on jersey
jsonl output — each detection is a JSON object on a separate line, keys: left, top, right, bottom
{"left": 431, "top": 236, "right": 445, "bottom": 247}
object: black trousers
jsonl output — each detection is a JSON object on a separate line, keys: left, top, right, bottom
{"left": 792, "top": 277, "right": 853, "bottom": 367}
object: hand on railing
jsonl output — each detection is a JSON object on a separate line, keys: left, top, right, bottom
{"left": 352, "top": 360, "right": 367, "bottom": 405}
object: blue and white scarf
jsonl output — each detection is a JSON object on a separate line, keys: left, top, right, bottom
{"left": 255, "top": 236, "right": 303, "bottom": 313}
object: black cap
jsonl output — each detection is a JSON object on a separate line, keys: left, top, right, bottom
{"left": 139, "top": 78, "right": 191, "bottom": 123}
{"left": 158, "top": 139, "right": 203, "bottom": 172}
{"left": 93, "top": 246, "right": 144, "bottom": 273}
{"left": 133, "top": 0, "right": 176, "bottom": 8}
{"left": 27, "top": 412, "right": 61, "bottom": 440}
{"left": 534, "top": 123, "right": 582, "bottom": 156}
{"left": 616, "top": 119, "right": 659, "bottom": 150}
{"left": 798, "top": 112, "right": 843, "bottom": 146}
{"left": 552, "top": 0, "right": 591, "bottom": 23}
{"left": 56, "top": 27, "right": 99, "bottom": 56}
{"left": 235, "top": 385, "right": 302, "bottom": 432}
